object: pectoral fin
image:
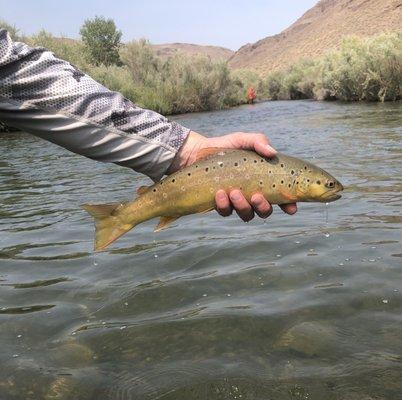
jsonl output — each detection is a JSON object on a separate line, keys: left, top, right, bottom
{"left": 154, "top": 216, "right": 180, "bottom": 232}
{"left": 199, "top": 207, "right": 215, "bottom": 214}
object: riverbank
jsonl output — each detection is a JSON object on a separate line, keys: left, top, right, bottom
{"left": 1, "top": 19, "right": 401, "bottom": 118}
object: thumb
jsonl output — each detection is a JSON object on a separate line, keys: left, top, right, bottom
{"left": 237, "top": 133, "right": 277, "bottom": 158}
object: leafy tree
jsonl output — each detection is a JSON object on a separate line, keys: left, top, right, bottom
{"left": 79, "top": 16, "right": 122, "bottom": 66}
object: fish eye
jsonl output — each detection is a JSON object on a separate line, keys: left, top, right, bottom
{"left": 325, "top": 180, "right": 335, "bottom": 188}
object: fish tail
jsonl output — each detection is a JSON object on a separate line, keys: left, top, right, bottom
{"left": 81, "top": 203, "right": 134, "bottom": 251}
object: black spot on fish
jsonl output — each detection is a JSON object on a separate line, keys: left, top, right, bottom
{"left": 307, "top": 179, "right": 310, "bottom": 182}
{"left": 317, "top": 180, "right": 321, "bottom": 185}
{"left": 291, "top": 170, "right": 294, "bottom": 175}
{"left": 172, "top": 179, "right": 175, "bottom": 183}
{"left": 281, "top": 163, "right": 284, "bottom": 168}
{"left": 234, "top": 162, "right": 238, "bottom": 166}
{"left": 261, "top": 159, "right": 264, "bottom": 163}
{"left": 273, "top": 184, "right": 276, "bottom": 188}
{"left": 243, "top": 158, "right": 247, "bottom": 161}
{"left": 188, "top": 173, "right": 191, "bottom": 176}
{"left": 304, "top": 166, "right": 307, "bottom": 170}
{"left": 254, "top": 160, "right": 257, "bottom": 163}
{"left": 205, "top": 167, "right": 209, "bottom": 172}
{"left": 259, "top": 181, "right": 263, "bottom": 185}
{"left": 153, "top": 189, "right": 156, "bottom": 192}
{"left": 288, "top": 184, "right": 291, "bottom": 188}
{"left": 281, "top": 180, "right": 284, "bottom": 184}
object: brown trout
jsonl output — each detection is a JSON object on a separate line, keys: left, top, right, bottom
{"left": 83, "top": 148, "right": 343, "bottom": 251}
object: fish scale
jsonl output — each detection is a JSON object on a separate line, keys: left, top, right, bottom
{"left": 83, "top": 148, "right": 343, "bottom": 250}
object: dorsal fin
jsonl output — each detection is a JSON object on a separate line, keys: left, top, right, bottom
{"left": 195, "top": 147, "right": 231, "bottom": 162}
{"left": 136, "top": 185, "right": 151, "bottom": 195}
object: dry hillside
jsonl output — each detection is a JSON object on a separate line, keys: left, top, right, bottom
{"left": 152, "top": 43, "right": 234, "bottom": 61}
{"left": 229, "top": 0, "right": 402, "bottom": 75}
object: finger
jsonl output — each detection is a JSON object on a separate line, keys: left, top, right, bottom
{"left": 215, "top": 190, "right": 232, "bottom": 217}
{"left": 235, "top": 132, "right": 277, "bottom": 158}
{"left": 280, "top": 203, "right": 297, "bottom": 215}
{"left": 229, "top": 190, "right": 254, "bottom": 222}
{"left": 250, "top": 193, "right": 272, "bottom": 218}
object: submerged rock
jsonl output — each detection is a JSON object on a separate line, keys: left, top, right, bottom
{"left": 276, "top": 321, "right": 338, "bottom": 357}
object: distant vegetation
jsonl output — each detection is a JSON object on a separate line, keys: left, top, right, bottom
{"left": 0, "top": 18, "right": 256, "bottom": 115}
{"left": 265, "top": 32, "right": 402, "bottom": 102}
{"left": 1, "top": 17, "right": 401, "bottom": 117}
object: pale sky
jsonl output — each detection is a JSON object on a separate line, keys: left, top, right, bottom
{"left": 1, "top": 0, "right": 318, "bottom": 50}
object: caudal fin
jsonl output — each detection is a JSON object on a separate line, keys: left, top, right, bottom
{"left": 82, "top": 203, "right": 133, "bottom": 251}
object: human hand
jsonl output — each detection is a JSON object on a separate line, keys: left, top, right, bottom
{"left": 168, "top": 131, "right": 297, "bottom": 221}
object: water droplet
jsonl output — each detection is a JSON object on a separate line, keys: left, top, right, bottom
{"left": 371, "top": 246, "right": 376, "bottom": 249}
{"left": 338, "top": 262, "right": 344, "bottom": 266}
{"left": 295, "top": 241, "right": 300, "bottom": 244}
{"left": 12, "top": 354, "right": 19, "bottom": 358}
{"left": 369, "top": 259, "right": 376, "bottom": 262}
{"left": 382, "top": 299, "right": 388, "bottom": 304}
{"left": 226, "top": 294, "right": 231, "bottom": 297}
{"left": 276, "top": 254, "right": 281, "bottom": 258}
{"left": 154, "top": 254, "right": 158, "bottom": 258}
{"left": 324, "top": 232, "right": 330, "bottom": 238}
{"left": 17, "top": 334, "right": 22, "bottom": 338}
{"left": 260, "top": 283, "right": 264, "bottom": 286}
{"left": 202, "top": 293, "right": 207, "bottom": 297}
{"left": 393, "top": 289, "right": 399, "bottom": 292}
{"left": 102, "top": 321, "right": 106, "bottom": 325}
{"left": 124, "top": 302, "right": 128, "bottom": 306}
{"left": 120, "top": 325, "right": 127, "bottom": 330}
{"left": 71, "top": 332, "right": 76, "bottom": 336}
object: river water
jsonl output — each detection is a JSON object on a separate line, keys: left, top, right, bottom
{"left": 0, "top": 100, "right": 401, "bottom": 399}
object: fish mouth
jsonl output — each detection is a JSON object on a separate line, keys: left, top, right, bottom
{"left": 322, "top": 193, "right": 342, "bottom": 202}
{"left": 319, "top": 185, "right": 343, "bottom": 202}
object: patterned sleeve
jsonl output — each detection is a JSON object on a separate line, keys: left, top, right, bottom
{"left": 0, "top": 29, "right": 190, "bottom": 181}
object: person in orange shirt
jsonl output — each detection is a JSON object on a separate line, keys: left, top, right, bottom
{"left": 247, "top": 87, "right": 256, "bottom": 104}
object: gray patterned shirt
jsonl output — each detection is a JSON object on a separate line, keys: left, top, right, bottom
{"left": 0, "top": 29, "right": 190, "bottom": 181}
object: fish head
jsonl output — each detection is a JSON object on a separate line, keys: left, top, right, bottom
{"left": 296, "top": 166, "right": 343, "bottom": 203}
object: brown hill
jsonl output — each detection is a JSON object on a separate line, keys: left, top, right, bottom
{"left": 152, "top": 43, "right": 234, "bottom": 62}
{"left": 229, "top": 0, "right": 402, "bottom": 75}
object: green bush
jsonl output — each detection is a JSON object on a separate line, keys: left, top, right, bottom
{"left": 264, "top": 32, "right": 402, "bottom": 102}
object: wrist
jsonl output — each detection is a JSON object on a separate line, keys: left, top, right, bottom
{"left": 167, "top": 131, "right": 207, "bottom": 174}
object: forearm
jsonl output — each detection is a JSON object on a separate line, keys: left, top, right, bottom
{"left": 0, "top": 29, "right": 190, "bottom": 181}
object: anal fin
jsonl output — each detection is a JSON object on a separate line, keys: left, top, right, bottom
{"left": 154, "top": 216, "right": 180, "bottom": 232}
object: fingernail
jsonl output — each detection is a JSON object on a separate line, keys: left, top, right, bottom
{"left": 252, "top": 195, "right": 263, "bottom": 205}
{"left": 230, "top": 192, "right": 241, "bottom": 201}
{"left": 217, "top": 191, "right": 226, "bottom": 200}
{"left": 266, "top": 144, "right": 277, "bottom": 155}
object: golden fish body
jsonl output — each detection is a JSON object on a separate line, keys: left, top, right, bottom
{"left": 83, "top": 149, "right": 343, "bottom": 250}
